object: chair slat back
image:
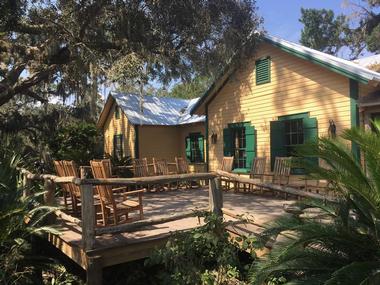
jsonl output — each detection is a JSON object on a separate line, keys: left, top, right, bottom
{"left": 273, "top": 157, "right": 292, "bottom": 184}
{"left": 54, "top": 160, "right": 72, "bottom": 194}
{"left": 221, "top": 156, "right": 234, "bottom": 172}
{"left": 175, "top": 157, "right": 189, "bottom": 174}
{"left": 250, "top": 157, "right": 266, "bottom": 179}
{"left": 90, "top": 160, "right": 115, "bottom": 206}
{"left": 153, "top": 158, "right": 170, "bottom": 175}
{"left": 101, "top": 159, "right": 113, "bottom": 177}
{"left": 62, "top": 160, "right": 81, "bottom": 197}
{"left": 134, "top": 158, "right": 150, "bottom": 177}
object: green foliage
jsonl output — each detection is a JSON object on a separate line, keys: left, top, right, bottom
{"left": 48, "top": 122, "right": 102, "bottom": 166}
{"left": 0, "top": 0, "right": 261, "bottom": 106}
{"left": 299, "top": 2, "right": 380, "bottom": 58}
{"left": 169, "top": 76, "right": 211, "bottom": 99}
{"left": 0, "top": 146, "right": 77, "bottom": 284}
{"left": 250, "top": 122, "right": 380, "bottom": 284}
{"left": 299, "top": 8, "right": 348, "bottom": 56}
{"left": 146, "top": 213, "right": 250, "bottom": 284}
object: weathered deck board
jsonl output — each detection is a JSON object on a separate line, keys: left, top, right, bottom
{"left": 49, "top": 188, "right": 295, "bottom": 269}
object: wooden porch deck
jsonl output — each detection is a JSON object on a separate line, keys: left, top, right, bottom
{"left": 20, "top": 169, "right": 332, "bottom": 285}
{"left": 49, "top": 188, "right": 294, "bottom": 270}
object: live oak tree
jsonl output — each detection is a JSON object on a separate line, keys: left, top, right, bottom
{"left": 0, "top": 0, "right": 262, "bottom": 108}
{"left": 299, "top": 1, "right": 380, "bottom": 59}
{"left": 299, "top": 8, "right": 348, "bottom": 56}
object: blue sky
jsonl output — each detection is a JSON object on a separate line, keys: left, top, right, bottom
{"left": 257, "top": 0, "right": 348, "bottom": 42}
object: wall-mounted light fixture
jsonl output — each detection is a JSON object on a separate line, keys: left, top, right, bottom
{"left": 211, "top": 132, "right": 218, "bottom": 144}
{"left": 328, "top": 120, "right": 336, "bottom": 138}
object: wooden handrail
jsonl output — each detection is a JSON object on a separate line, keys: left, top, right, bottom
{"left": 75, "top": 173, "right": 217, "bottom": 186}
{"left": 216, "top": 170, "right": 336, "bottom": 202}
{"left": 95, "top": 208, "right": 209, "bottom": 235}
{"left": 18, "top": 168, "right": 223, "bottom": 252}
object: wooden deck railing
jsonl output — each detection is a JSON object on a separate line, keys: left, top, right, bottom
{"left": 19, "top": 168, "right": 221, "bottom": 250}
{"left": 19, "top": 167, "right": 335, "bottom": 252}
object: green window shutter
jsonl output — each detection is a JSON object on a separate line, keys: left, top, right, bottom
{"left": 303, "top": 117, "right": 318, "bottom": 143}
{"left": 256, "top": 57, "right": 271, "bottom": 85}
{"left": 198, "top": 136, "right": 204, "bottom": 162}
{"left": 113, "top": 134, "right": 123, "bottom": 159}
{"left": 223, "top": 128, "right": 233, "bottom": 156}
{"left": 245, "top": 125, "right": 256, "bottom": 169}
{"left": 303, "top": 117, "right": 319, "bottom": 167}
{"left": 115, "top": 105, "right": 120, "bottom": 119}
{"left": 185, "top": 136, "right": 191, "bottom": 161}
{"left": 270, "top": 120, "right": 286, "bottom": 170}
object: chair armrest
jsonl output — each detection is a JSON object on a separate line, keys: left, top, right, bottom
{"left": 112, "top": 186, "right": 128, "bottom": 193}
{"left": 262, "top": 173, "right": 274, "bottom": 177}
{"left": 123, "top": 189, "right": 144, "bottom": 196}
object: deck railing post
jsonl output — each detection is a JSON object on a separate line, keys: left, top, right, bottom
{"left": 44, "top": 178, "right": 56, "bottom": 206}
{"left": 81, "top": 183, "right": 95, "bottom": 250}
{"left": 209, "top": 176, "right": 223, "bottom": 215}
{"left": 22, "top": 172, "right": 31, "bottom": 198}
{"left": 44, "top": 178, "right": 56, "bottom": 224}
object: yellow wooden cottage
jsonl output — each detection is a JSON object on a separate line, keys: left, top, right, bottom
{"left": 97, "top": 93, "right": 206, "bottom": 171}
{"left": 190, "top": 34, "right": 380, "bottom": 174}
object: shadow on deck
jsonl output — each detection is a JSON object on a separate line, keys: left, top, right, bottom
{"left": 49, "top": 188, "right": 294, "bottom": 270}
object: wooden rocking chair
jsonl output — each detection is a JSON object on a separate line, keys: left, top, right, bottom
{"left": 153, "top": 158, "right": 177, "bottom": 190}
{"left": 90, "top": 160, "right": 144, "bottom": 226}
{"left": 263, "top": 157, "right": 292, "bottom": 198}
{"left": 219, "top": 156, "right": 234, "bottom": 190}
{"left": 175, "top": 157, "right": 198, "bottom": 189}
{"left": 133, "top": 158, "right": 151, "bottom": 191}
{"left": 54, "top": 160, "right": 76, "bottom": 212}
{"left": 237, "top": 157, "right": 267, "bottom": 192}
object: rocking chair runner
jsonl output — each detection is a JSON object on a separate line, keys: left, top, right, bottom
{"left": 90, "top": 160, "right": 144, "bottom": 226}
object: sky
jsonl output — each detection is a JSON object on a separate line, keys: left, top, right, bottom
{"left": 256, "top": 0, "right": 349, "bottom": 42}
{"left": 102, "top": 0, "right": 366, "bottom": 98}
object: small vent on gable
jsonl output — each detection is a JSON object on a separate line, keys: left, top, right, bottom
{"left": 255, "top": 57, "right": 271, "bottom": 85}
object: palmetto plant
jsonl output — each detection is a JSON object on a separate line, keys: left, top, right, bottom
{"left": 0, "top": 148, "right": 60, "bottom": 284}
{"left": 250, "top": 122, "right": 380, "bottom": 285}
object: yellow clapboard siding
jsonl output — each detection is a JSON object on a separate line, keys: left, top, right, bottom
{"left": 207, "top": 42, "right": 353, "bottom": 172}
{"left": 138, "top": 123, "right": 205, "bottom": 164}
{"left": 102, "top": 101, "right": 206, "bottom": 165}
{"left": 103, "top": 102, "right": 135, "bottom": 158}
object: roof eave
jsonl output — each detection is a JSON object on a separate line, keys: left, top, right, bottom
{"left": 96, "top": 95, "right": 114, "bottom": 129}
{"left": 263, "top": 36, "right": 372, "bottom": 84}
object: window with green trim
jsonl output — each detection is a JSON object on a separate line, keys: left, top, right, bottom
{"left": 255, "top": 57, "right": 271, "bottom": 85}
{"left": 185, "top": 133, "right": 204, "bottom": 163}
{"left": 270, "top": 113, "right": 318, "bottom": 173}
{"left": 113, "top": 134, "right": 123, "bottom": 159}
{"left": 115, "top": 105, "right": 120, "bottom": 119}
{"left": 223, "top": 122, "right": 256, "bottom": 172}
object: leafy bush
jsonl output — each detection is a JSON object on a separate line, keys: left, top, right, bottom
{"left": 146, "top": 213, "right": 252, "bottom": 284}
{"left": 49, "top": 122, "right": 103, "bottom": 166}
{"left": 250, "top": 123, "right": 380, "bottom": 285}
{"left": 0, "top": 147, "right": 81, "bottom": 284}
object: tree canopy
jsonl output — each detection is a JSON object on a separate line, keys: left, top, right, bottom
{"left": 299, "top": 1, "right": 380, "bottom": 59}
{"left": 0, "top": 0, "right": 262, "bottom": 107}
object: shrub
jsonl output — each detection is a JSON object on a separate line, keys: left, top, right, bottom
{"left": 250, "top": 122, "right": 380, "bottom": 284}
{"left": 146, "top": 212, "right": 253, "bottom": 285}
{"left": 49, "top": 123, "right": 103, "bottom": 166}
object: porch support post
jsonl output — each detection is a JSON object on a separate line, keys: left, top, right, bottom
{"left": 209, "top": 176, "right": 222, "bottom": 215}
